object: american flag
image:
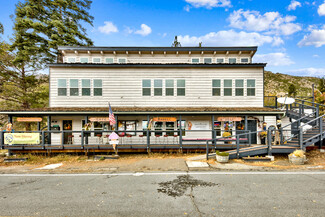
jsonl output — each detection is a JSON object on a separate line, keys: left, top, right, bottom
{"left": 109, "top": 103, "right": 116, "bottom": 126}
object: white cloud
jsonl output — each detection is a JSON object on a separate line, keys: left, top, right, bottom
{"left": 298, "top": 26, "right": 325, "bottom": 47}
{"left": 287, "top": 0, "right": 302, "bottom": 11}
{"left": 177, "top": 30, "right": 283, "bottom": 47}
{"left": 134, "top": 24, "right": 152, "bottom": 36}
{"left": 287, "top": 68, "right": 325, "bottom": 76}
{"left": 184, "top": 5, "right": 191, "bottom": 12}
{"left": 185, "top": 0, "right": 231, "bottom": 9}
{"left": 228, "top": 9, "right": 301, "bottom": 35}
{"left": 313, "top": 54, "right": 320, "bottom": 58}
{"left": 253, "top": 53, "right": 294, "bottom": 66}
{"left": 98, "top": 21, "right": 118, "bottom": 34}
{"left": 318, "top": 1, "right": 325, "bottom": 16}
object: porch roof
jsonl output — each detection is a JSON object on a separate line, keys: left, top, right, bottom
{"left": 0, "top": 107, "right": 283, "bottom": 116}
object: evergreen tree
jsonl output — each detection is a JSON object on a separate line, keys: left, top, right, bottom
{"left": 10, "top": 0, "right": 94, "bottom": 66}
{"left": 172, "top": 36, "right": 181, "bottom": 47}
{"left": 288, "top": 84, "right": 297, "bottom": 97}
{"left": 0, "top": 22, "right": 3, "bottom": 34}
{"left": 318, "top": 77, "right": 325, "bottom": 93}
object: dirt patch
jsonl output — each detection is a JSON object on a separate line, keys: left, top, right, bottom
{"left": 157, "top": 175, "right": 218, "bottom": 197}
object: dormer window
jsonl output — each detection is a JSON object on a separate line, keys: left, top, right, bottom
{"left": 118, "top": 58, "right": 126, "bottom": 63}
{"left": 80, "top": 57, "right": 88, "bottom": 63}
{"left": 191, "top": 58, "right": 200, "bottom": 63}
{"left": 241, "top": 58, "right": 249, "bottom": 63}
{"left": 229, "top": 58, "right": 236, "bottom": 64}
{"left": 93, "top": 57, "right": 101, "bottom": 63}
{"left": 204, "top": 58, "right": 212, "bottom": 64}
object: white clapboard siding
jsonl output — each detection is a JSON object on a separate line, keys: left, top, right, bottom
{"left": 50, "top": 66, "right": 264, "bottom": 108}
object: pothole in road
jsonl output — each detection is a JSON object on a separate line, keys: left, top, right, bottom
{"left": 157, "top": 175, "right": 218, "bottom": 198}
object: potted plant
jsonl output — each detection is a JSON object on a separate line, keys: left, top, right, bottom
{"left": 222, "top": 131, "right": 232, "bottom": 144}
{"left": 288, "top": 150, "right": 306, "bottom": 165}
{"left": 216, "top": 151, "right": 229, "bottom": 163}
{"left": 259, "top": 131, "right": 267, "bottom": 144}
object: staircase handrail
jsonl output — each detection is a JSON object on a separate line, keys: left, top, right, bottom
{"left": 280, "top": 111, "right": 316, "bottom": 130}
{"left": 299, "top": 114, "right": 325, "bottom": 149}
{"left": 295, "top": 98, "right": 325, "bottom": 108}
{"left": 300, "top": 114, "right": 325, "bottom": 128}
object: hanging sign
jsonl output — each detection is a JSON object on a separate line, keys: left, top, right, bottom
{"left": 217, "top": 117, "right": 242, "bottom": 122}
{"left": 89, "top": 117, "right": 110, "bottom": 122}
{"left": 17, "top": 117, "right": 42, "bottom": 122}
{"left": 188, "top": 121, "right": 209, "bottom": 130}
{"left": 152, "top": 117, "right": 177, "bottom": 122}
{"left": 4, "top": 133, "right": 40, "bottom": 145}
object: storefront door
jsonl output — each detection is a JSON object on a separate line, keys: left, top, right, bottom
{"left": 247, "top": 120, "right": 257, "bottom": 144}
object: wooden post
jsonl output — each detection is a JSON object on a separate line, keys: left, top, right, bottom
{"left": 179, "top": 115, "right": 183, "bottom": 152}
{"left": 236, "top": 135, "right": 239, "bottom": 159}
{"left": 81, "top": 130, "right": 84, "bottom": 149}
{"left": 267, "top": 128, "right": 272, "bottom": 155}
{"left": 47, "top": 116, "right": 51, "bottom": 145}
{"left": 41, "top": 131, "right": 45, "bottom": 149}
{"left": 85, "top": 116, "right": 89, "bottom": 145}
{"left": 147, "top": 115, "right": 150, "bottom": 153}
{"left": 211, "top": 115, "right": 215, "bottom": 148}
{"left": 244, "top": 115, "right": 248, "bottom": 145}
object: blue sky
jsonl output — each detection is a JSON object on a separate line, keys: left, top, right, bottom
{"left": 1, "top": 0, "right": 325, "bottom": 77}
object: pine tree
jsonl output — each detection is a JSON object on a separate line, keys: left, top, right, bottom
{"left": 172, "top": 36, "right": 181, "bottom": 47}
{"left": 0, "top": 22, "right": 3, "bottom": 34}
{"left": 10, "top": 0, "right": 94, "bottom": 66}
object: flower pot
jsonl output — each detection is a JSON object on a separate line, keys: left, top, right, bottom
{"left": 216, "top": 155, "right": 229, "bottom": 163}
{"left": 288, "top": 155, "right": 306, "bottom": 165}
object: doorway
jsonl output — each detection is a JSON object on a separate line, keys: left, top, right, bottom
{"left": 247, "top": 120, "right": 257, "bottom": 144}
{"left": 63, "top": 120, "right": 72, "bottom": 144}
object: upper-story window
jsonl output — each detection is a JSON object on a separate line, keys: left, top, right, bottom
{"left": 235, "top": 79, "right": 244, "bottom": 96}
{"left": 118, "top": 58, "right": 126, "bottom": 63}
{"left": 105, "top": 58, "right": 114, "bottom": 64}
{"left": 82, "top": 79, "right": 91, "bottom": 96}
{"left": 224, "top": 79, "right": 232, "bottom": 96}
{"left": 247, "top": 79, "right": 256, "bottom": 96}
{"left": 154, "top": 79, "right": 163, "bottom": 96}
{"left": 212, "top": 79, "right": 221, "bottom": 96}
{"left": 177, "top": 79, "right": 185, "bottom": 96}
{"left": 204, "top": 58, "right": 212, "bottom": 64}
{"left": 216, "top": 58, "right": 224, "bottom": 63}
{"left": 142, "top": 79, "right": 151, "bottom": 96}
{"left": 191, "top": 58, "right": 200, "bottom": 63}
{"left": 93, "top": 57, "right": 101, "bottom": 63}
{"left": 241, "top": 58, "right": 249, "bottom": 63}
{"left": 70, "top": 79, "right": 79, "bottom": 96}
{"left": 229, "top": 58, "right": 236, "bottom": 64}
{"left": 93, "top": 79, "right": 102, "bottom": 96}
{"left": 80, "top": 57, "right": 88, "bottom": 63}
{"left": 67, "top": 57, "right": 76, "bottom": 63}
{"left": 58, "top": 79, "right": 67, "bottom": 96}
{"left": 166, "top": 79, "right": 174, "bottom": 96}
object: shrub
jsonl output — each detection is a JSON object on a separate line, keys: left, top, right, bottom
{"left": 289, "top": 150, "right": 305, "bottom": 158}
{"left": 216, "top": 151, "right": 229, "bottom": 156}
{"left": 222, "top": 132, "right": 231, "bottom": 137}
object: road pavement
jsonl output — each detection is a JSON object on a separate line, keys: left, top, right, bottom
{"left": 0, "top": 172, "right": 324, "bottom": 217}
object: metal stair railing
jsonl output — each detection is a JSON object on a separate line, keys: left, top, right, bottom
{"left": 299, "top": 114, "right": 325, "bottom": 149}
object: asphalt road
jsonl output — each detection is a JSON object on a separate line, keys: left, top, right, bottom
{"left": 0, "top": 172, "right": 324, "bottom": 217}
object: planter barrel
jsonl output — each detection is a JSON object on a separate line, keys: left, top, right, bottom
{"left": 216, "top": 155, "right": 229, "bottom": 163}
{"left": 288, "top": 155, "right": 306, "bottom": 165}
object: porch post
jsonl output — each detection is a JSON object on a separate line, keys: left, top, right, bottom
{"left": 211, "top": 115, "right": 215, "bottom": 148}
{"left": 37, "top": 121, "right": 41, "bottom": 131}
{"left": 8, "top": 115, "right": 12, "bottom": 124}
{"left": 85, "top": 116, "right": 89, "bottom": 145}
{"left": 244, "top": 115, "right": 248, "bottom": 145}
{"left": 179, "top": 115, "right": 183, "bottom": 152}
{"left": 47, "top": 116, "right": 51, "bottom": 145}
{"left": 147, "top": 115, "right": 150, "bottom": 153}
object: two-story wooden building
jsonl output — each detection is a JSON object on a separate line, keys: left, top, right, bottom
{"left": 1, "top": 46, "right": 283, "bottom": 152}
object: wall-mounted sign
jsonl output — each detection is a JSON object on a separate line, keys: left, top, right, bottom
{"left": 188, "top": 121, "right": 210, "bottom": 130}
{"left": 4, "top": 133, "right": 40, "bottom": 145}
{"left": 217, "top": 117, "right": 242, "bottom": 122}
{"left": 17, "top": 117, "right": 42, "bottom": 122}
{"left": 89, "top": 117, "right": 110, "bottom": 122}
{"left": 152, "top": 117, "right": 177, "bottom": 122}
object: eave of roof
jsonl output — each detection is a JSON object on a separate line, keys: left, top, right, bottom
{"left": 58, "top": 46, "right": 258, "bottom": 52}
{"left": 0, "top": 107, "right": 283, "bottom": 116}
{"left": 48, "top": 63, "right": 267, "bottom": 68}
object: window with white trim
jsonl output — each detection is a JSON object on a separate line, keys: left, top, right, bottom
{"left": 216, "top": 58, "right": 224, "bottom": 63}
{"left": 80, "top": 57, "right": 88, "bottom": 63}
{"left": 142, "top": 79, "right": 151, "bottom": 96}
{"left": 70, "top": 79, "right": 79, "bottom": 96}
{"left": 93, "top": 79, "right": 102, "bottom": 96}
{"left": 105, "top": 58, "right": 114, "bottom": 63}
{"left": 166, "top": 79, "right": 174, "bottom": 96}
{"left": 229, "top": 58, "right": 236, "bottom": 64}
{"left": 204, "top": 58, "right": 212, "bottom": 64}
{"left": 118, "top": 58, "right": 126, "bottom": 63}
{"left": 67, "top": 57, "right": 76, "bottom": 63}
{"left": 191, "top": 58, "right": 200, "bottom": 63}
{"left": 82, "top": 79, "right": 91, "bottom": 96}
{"left": 247, "top": 79, "right": 256, "bottom": 96}
{"left": 224, "top": 79, "right": 232, "bottom": 96}
{"left": 154, "top": 79, "right": 163, "bottom": 96}
{"left": 212, "top": 79, "right": 221, "bottom": 96}
{"left": 241, "top": 58, "right": 249, "bottom": 63}
{"left": 58, "top": 79, "right": 67, "bottom": 96}
{"left": 177, "top": 79, "right": 185, "bottom": 96}
{"left": 235, "top": 79, "right": 244, "bottom": 96}
{"left": 92, "top": 57, "right": 101, "bottom": 63}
